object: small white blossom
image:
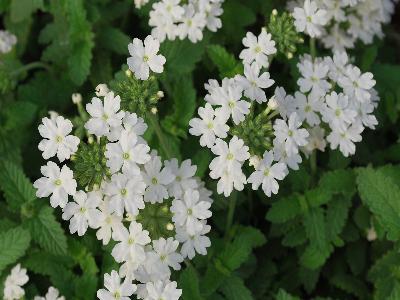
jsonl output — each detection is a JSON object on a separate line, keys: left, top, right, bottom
{"left": 176, "top": 221, "right": 211, "bottom": 259}
{"left": 302, "top": 125, "right": 327, "bottom": 155}
{"left": 97, "top": 270, "right": 137, "bottom": 300}
{"left": 144, "top": 280, "right": 182, "bottom": 300}
{"left": 327, "top": 123, "right": 363, "bottom": 157}
{"left": 239, "top": 30, "right": 277, "bottom": 68}
{"left": 338, "top": 65, "right": 376, "bottom": 102}
{"left": 178, "top": 5, "right": 206, "bottom": 43}
{"left": 0, "top": 30, "right": 17, "bottom": 53}
{"left": 38, "top": 116, "right": 80, "bottom": 162}
{"left": 293, "top": 0, "right": 328, "bottom": 37}
{"left": 149, "top": 238, "right": 184, "bottom": 273}
{"left": 274, "top": 87, "right": 297, "bottom": 120}
{"left": 127, "top": 35, "right": 166, "bottom": 80}
{"left": 297, "top": 56, "right": 331, "bottom": 96}
{"left": 321, "top": 91, "right": 357, "bottom": 131}
{"left": 294, "top": 91, "right": 323, "bottom": 126}
{"left": 165, "top": 159, "right": 197, "bottom": 198}
{"left": 94, "top": 199, "right": 125, "bottom": 245}
{"left": 34, "top": 287, "right": 65, "bottom": 300}
{"left": 3, "top": 264, "right": 29, "bottom": 300}
{"left": 34, "top": 161, "right": 77, "bottom": 209}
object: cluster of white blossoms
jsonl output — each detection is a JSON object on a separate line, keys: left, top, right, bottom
{"left": 279, "top": 50, "right": 378, "bottom": 158}
{"left": 0, "top": 30, "right": 17, "bottom": 54}
{"left": 189, "top": 27, "right": 379, "bottom": 198}
{"left": 290, "top": 0, "right": 398, "bottom": 50}
{"left": 3, "top": 264, "right": 64, "bottom": 300}
{"left": 33, "top": 84, "right": 213, "bottom": 300}
{"left": 147, "top": 0, "right": 224, "bottom": 43}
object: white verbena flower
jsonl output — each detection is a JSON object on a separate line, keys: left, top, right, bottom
{"left": 94, "top": 199, "right": 125, "bottom": 245}
{"left": 97, "top": 270, "right": 137, "bottom": 300}
{"left": 165, "top": 159, "right": 197, "bottom": 199}
{"left": 321, "top": 91, "right": 357, "bottom": 131}
{"left": 294, "top": 91, "right": 323, "bottom": 126}
{"left": 239, "top": 30, "right": 277, "bottom": 68}
{"left": 62, "top": 191, "right": 102, "bottom": 236}
{"left": 144, "top": 280, "right": 182, "bottom": 300}
{"left": 327, "top": 123, "right": 363, "bottom": 157}
{"left": 38, "top": 116, "right": 80, "bottom": 162}
{"left": 178, "top": 4, "right": 206, "bottom": 43}
{"left": 176, "top": 221, "right": 211, "bottom": 259}
{"left": 338, "top": 65, "right": 376, "bottom": 102}
{"left": 0, "top": 30, "right": 17, "bottom": 54}
{"left": 127, "top": 35, "right": 166, "bottom": 80}
{"left": 34, "top": 287, "right": 65, "bottom": 300}
{"left": 4, "top": 264, "right": 29, "bottom": 300}
{"left": 248, "top": 150, "right": 287, "bottom": 197}
{"left": 293, "top": 0, "right": 328, "bottom": 37}
{"left": 85, "top": 92, "right": 125, "bottom": 137}
{"left": 34, "top": 161, "right": 77, "bottom": 209}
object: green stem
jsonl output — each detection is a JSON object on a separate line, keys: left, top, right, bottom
{"left": 309, "top": 38, "right": 317, "bottom": 59}
{"left": 225, "top": 192, "right": 237, "bottom": 240}
{"left": 11, "top": 61, "right": 52, "bottom": 77}
{"left": 310, "top": 150, "right": 317, "bottom": 186}
{"left": 147, "top": 113, "right": 173, "bottom": 158}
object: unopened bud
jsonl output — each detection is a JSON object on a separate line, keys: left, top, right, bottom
{"left": 72, "top": 93, "right": 82, "bottom": 104}
{"left": 48, "top": 111, "right": 59, "bottom": 121}
{"left": 272, "top": 9, "right": 278, "bottom": 16}
{"left": 125, "top": 69, "right": 132, "bottom": 77}
{"left": 156, "top": 91, "right": 164, "bottom": 99}
{"left": 287, "top": 52, "right": 293, "bottom": 59}
{"left": 367, "top": 227, "right": 377, "bottom": 241}
{"left": 151, "top": 107, "right": 158, "bottom": 114}
{"left": 249, "top": 155, "right": 261, "bottom": 169}
{"left": 88, "top": 136, "right": 94, "bottom": 144}
{"left": 95, "top": 84, "right": 109, "bottom": 97}
{"left": 267, "top": 95, "right": 278, "bottom": 110}
{"left": 166, "top": 223, "right": 174, "bottom": 231}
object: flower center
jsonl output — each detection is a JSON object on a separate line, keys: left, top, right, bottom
{"left": 306, "top": 16, "right": 312, "bottom": 22}
{"left": 187, "top": 19, "right": 193, "bottom": 27}
{"left": 305, "top": 105, "right": 311, "bottom": 112}
{"left": 123, "top": 152, "right": 130, "bottom": 160}
{"left": 128, "top": 237, "right": 135, "bottom": 244}
{"left": 311, "top": 76, "right": 318, "bottom": 82}
{"left": 55, "top": 135, "right": 63, "bottom": 143}
{"left": 102, "top": 114, "right": 109, "bottom": 121}
{"left": 226, "top": 153, "right": 234, "bottom": 160}
{"left": 80, "top": 207, "right": 87, "bottom": 213}
{"left": 152, "top": 177, "right": 158, "bottom": 185}
{"left": 187, "top": 208, "right": 193, "bottom": 215}
{"left": 105, "top": 216, "right": 112, "bottom": 224}
{"left": 143, "top": 55, "right": 149, "bottom": 62}
{"left": 228, "top": 100, "right": 235, "bottom": 108}
{"left": 264, "top": 168, "right": 270, "bottom": 176}
{"left": 176, "top": 176, "right": 182, "bottom": 182}
{"left": 114, "top": 291, "right": 121, "bottom": 299}
{"left": 54, "top": 179, "right": 62, "bottom": 186}
{"left": 120, "top": 188, "right": 127, "bottom": 196}
{"left": 353, "top": 81, "right": 359, "bottom": 88}
{"left": 335, "top": 109, "right": 342, "bottom": 116}
{"left": 160, "top": 254, "right": 167, "bottom": 261}
{"left": 207, "top": 122, "right": 214, "bottom": 129}
{"left": 288, "top": 130, "right": 293, "bottom": 137}
{"left": 254, "top": 45, "right": 262, "bottom": 53}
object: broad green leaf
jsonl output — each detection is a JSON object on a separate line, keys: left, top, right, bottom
{"left": 266, "top": 194, "right": 302, "bottom": 224}
{"left": 179, "top": 266, "right": 203, "bottom": 300}
{"left": 220, "top": 276, "right": 253, "bottom": 300}
{"left": 207, "top": 45, "right": 242, "bottom": 78}
{"left": 25, "top": 206, "right": 68, "bottom": 255}
{"left": 68, "top": 40, "right": 94, "bottom": 86}
{"left": 0, "top": 161, "right": 36, "bottom": 212}
{"left": 303, "top": 208, "right": 329, "bottom": 252}
{"left": 97, "top": 27, "right": 130, "bottom": 55}
{"left": 0, "top": 227, "right": 31, "bottom": 272}
{"left": 276, "top": 289, "right": 300, "bottom": 300}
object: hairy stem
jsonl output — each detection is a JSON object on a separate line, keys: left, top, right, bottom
{"left": 225, "top": 192, "right": 237, "bottom": 240}
{"left": 11, "top": 61, "right": 52, "bottom": 76}
{"left": 310, "top": 37, "right": 317, "bottom": 59}
{"left": 147, "top": 113, "right": 173, "bottom": 158}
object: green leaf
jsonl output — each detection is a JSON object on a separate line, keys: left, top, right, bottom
{"left": 0, "top": 161, "right": 36, "bottom": 212}
{"left": 303, "top": 208, "right": 329, "bottom": 252}
{"left": 207, "top": 45, "right": 242, "bottom": 78}
{"left": 356, "top": 167, "right": 400, "bottom": 240}
{"left": 25, "top": 206, "right": 68, "bottom": 255}
{"left": 300, "top": 244, "right": 333, "bottom": 270}
{"left": 266, "top": 194, "right": 302, "bottom": 224}
{"left": 97, "top": 27, "right": 130, "bottom": 55}
{"left": 220, "top": 276, "right": 253, "bottom": 300}
{"left": 10, "top": 0, "right": 43, "bottom": 23}
{"left": 0, "top": 227, "right": 31, "bottom": 272}
{"left": 2, "top": 101, "right": 38, "bottom": 131}
{"left": 68, "top": 40, "right": 94, "bottom": 85}
{"left": 318, "top": 169, "right": 355, "bottom": 196}
{"left": 330, "top": 273, "right": 369, "bottom": 299}
{"left": 179, "top": 266, "right": 203, "bottom": 300}
{"left": 275, "top": 289, "right": 300, "bottom": 300}
{"left": 325, "top": 195, "right": 351, "bottom": 242}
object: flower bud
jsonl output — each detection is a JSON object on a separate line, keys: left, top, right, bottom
{"left": 156, "top": 91, "right": 164, "bottom": 99}
{"left": 151, "top": 107, "right": 158, "bottom": 114}
{"left": 267, "top": 96, "right": 278, "bottom": 110}
{"left": 95, "top": 84, "right": 109, "bottom": 97}
{"left": 125, "top": 69, "right": 132, "bottom": 77}
{"left": 249, "top": 155, "right": 261, "bottom": 169}
{"left": 48, "top": 111, "right": 59, "bottom": 121}
{"left": 367, "top": 227, "right": 377, "bottom": 241}
{"left": 72, "top": 93, "right": 82, "bottom": 104}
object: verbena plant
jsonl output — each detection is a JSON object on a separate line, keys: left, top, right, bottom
{"left": 0, "top": 0, "right": 400, "bottom": 299}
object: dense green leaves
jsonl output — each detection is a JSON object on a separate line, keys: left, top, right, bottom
{"left": 0, "top": 227, "right": 31, "bottom": 272}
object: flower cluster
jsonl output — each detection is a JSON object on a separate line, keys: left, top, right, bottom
{"left": 290, "top": 0, "right": 398, "bottom": 50}
{"left": 147, "top": 0, "right": 224, "bottom": 43}
{"left": 189, "top": 27, "right": 379, "bottom": 198}
{"left": 33, "top": 84, "right": 213, "bottom": 300}
{"left": 3, "top": 264, "right": 64, "bottom": 300}
{"left": 0, "top": 30, "right": 17, "bottom": 54}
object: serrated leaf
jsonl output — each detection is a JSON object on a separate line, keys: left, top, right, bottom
{"left": 98, "top": 27, "right": 130, "bottom": 55}
{"left": 220, "top": 276, "right": 253, "bottom": 300}
{"left": 25, "top": 206, "right": 68, "bottom": 255}
{"left": 68, "top": 40, "right": 94, "bottom": 85}
{"left": 326, "top": 195, "right": 351, "bottom": 242}
{"left": 0, "top": 227, "right": 31, "bottom": 272}
{"left": 207, "top": 45, "right": 242, "bottom": 78}
{"left": 266, "top": 194, "right": 302, "bottom": 224}
{"left": 303, "top": 208, "right": 329, "bottom": 252}
{"left": 179, "top": 266, "right": 203, "bottom": 300}
{"left": 319, "top": 169, "right": 355, "bottom": 196}
{"left": 300, "top": 244, "right": 332, "bottom": 270}
{"left": 276, "top": 289, "right": 300, "bottom": 300}
{"left": 330, "top": 273, "right": 368, "bottom": 299}
{"left": 3, "top": 101, "right": 38, "bottom": 131}
{"left": 0, "top": 161, "right": 36, "bottom": 212}
{"left": 356, "top": 167, "right": 400, "bottom": 240}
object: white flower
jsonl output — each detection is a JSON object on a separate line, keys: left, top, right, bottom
{"left": 85, "top": 92, "right": 125, "bottom": 137}
{"left": 34, "top": 287, "right": 65, "bottom": 300}
{"left": 273, "top": 140, "right": 303, "bottom": 171}
{"left": 248, "top": 150, "right": 287, "bottom": 197}
{"left": 97, "top": 270, "right": 137, "bottom": 300}
{"left": 210, "top": 136, "right": 250, "bottom": 175}
{"left": 165, "top": 159, "right": 197, "bottom": 198}
{"left": 273, "top": 113, "right": 309, "bottom": 155}
{"left": 338, "top": 65, "right": 376, "bottom": 102}
{"left": 142, "top": 155, "right": 175, "bottom": 203}
{"left": 297, "top": 57, "right": 331, "bottom": 96}
{"left": 62, "top": 191, "right": 102, "bottom": 236}
{"left": 178, "top": 5, "right": 206, "bottom": 43}
{"left": 171, "top": 189, "right": 212, "bottom": 235}
{"left": 326, "top": 50, "right": 349, "bottom": 81}
{"left": 189, "top": 103, "right": 229, "bottom": 148}
{"left": 112, "top": 221, "right": 151, "bottom": 263}
{"left": 94, "top": 199, "right": 124, "bottom": 245}
{"left": 105, "top": 130, "right": 151, "bottom": 175}
{"left": 134, "top": 0, "right": 149, "bottom": 9}
{"left": 293, "top": 0, "right": 328, "bottom": 37}
{"left": 214, "top": 81, "right": 250, "bottom": 125}
{"left": 144, "top": 281, "right": 182, "bottom": 300}
{"left": 104, "top": 173, "right": 146, "bottom": 216}
{"left": 4, "top": 264, "right": 29, "bottom": 300}
{"left": 239, "top": 30, "right": 277, "bottom": 68}
{"left": 149, "top": 238, "right": 184, "bottom": 272}
{"left": 0, "top": 30, "right": 17, "bottom": 54}
{"left": 34, "top": 161, "right": 77, "bottom": 209}
{"left": 199, "top": 0, "right": 223, "bottom": 32}
{"left": 38, "top": 116, "right": 80, "bottom": 162}
{"left": 235, "top": 63, "right": 275, "bottom": 103}
{"left": 302, "top": 125, "right": 327, "bottom": 155}
{"left": 350, "top": 100, "right": 378, "bottom": 129}
{"left": 294, "top": 91, "right": 323, "bottom": 126}
{"left": 176, "top": 222, "right": 211, "bottom": 259}
{"left": 274, "top": 87, "right": 296, "bottom": 120}
{"left": 327, "top": 124, "right": 363, "bottom": 157}
{"left": 127, "top": 35, "right": 166, "bottom": 80}
{"left": 215, "top": 168, "right": 247, "bottom": 197}
{"left": 321, "top": 91, "right": 357, "bottom": 130}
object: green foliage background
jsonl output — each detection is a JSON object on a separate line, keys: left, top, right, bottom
{"left": 0, "top": 0, "right": 400, "bottom": 299}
